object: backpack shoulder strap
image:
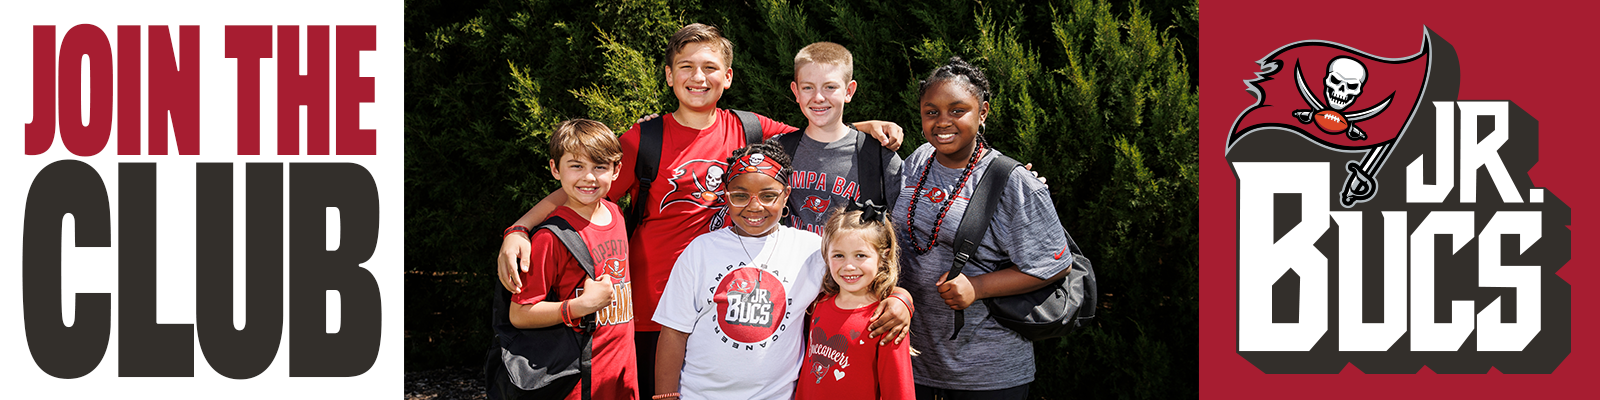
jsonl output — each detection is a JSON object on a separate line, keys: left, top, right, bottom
{"left": 854, "top": 128, "right": 884, "bottom": 204}
{"left": 731, "top": 109, "right": 764, "bottom": 145}
{"left": 631, "top": 117, "right": 664, "bottom": 235}
{"left": 775, "top": 130, "right": 803, "bottom": 158}
{"left": 535, "top": 216, "right": 596, "bottom": 278}
{"left": 943, "top": 153, "right": 1020, "bottom": 340}
{"left": 533, "top": 215, "right": 596, "bottom": 400}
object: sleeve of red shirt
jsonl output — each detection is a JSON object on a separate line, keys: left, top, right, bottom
{"left": 608, "top": 123, "right": 643, "bottom": 202}
{"left": 508, "top": 230, "right": 568, "bottom": 305}
{"left": 877, "top": 337, "right": 915, "bottom": 400}
{"left": 755, "top": 112, "right": 797, "bottom": 139}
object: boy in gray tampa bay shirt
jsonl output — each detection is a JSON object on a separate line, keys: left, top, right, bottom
{"left": 779, "top": 42, "right": 903, "bottom": 233}
{"left": 892, "top": 144, "right": 1074, "bottom": 391}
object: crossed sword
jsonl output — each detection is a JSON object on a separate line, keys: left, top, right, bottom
{"left": 1291, "top": 64, "right": 1394, "bottom": 207}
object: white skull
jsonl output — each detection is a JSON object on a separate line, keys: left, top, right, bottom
{"left": 1324, "top": 57, "right": 1366, "bottom": 111}
{"left": 705, "top": 166, "right": 724, "bottom": 189}
{"left": 748, "top": 153, "right": 765, "bottom": 165}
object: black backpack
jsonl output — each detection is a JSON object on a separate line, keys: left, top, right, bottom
{"left": 944, "top": 154, "right": 1097, "bottom": 342}
{"left": 773, "top": 126, "right": 889, "bottom": 209}
{"left": 486, "top": 216, "right": 599, "bottom": 400}
{"left": 628, "top": 110, "right": 764, "bottom": 235}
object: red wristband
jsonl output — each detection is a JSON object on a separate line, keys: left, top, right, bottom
{"left": 503, "top": 225, "right": 531, "bottom": 240}
{"left": 559, "top": 300, "right": 573, "bottom": 327}
{"left": 652, "top": 393, "right": 681, "bottom": 400}
{"left": 890, "top": 292, "right": 914, "bottom": 317}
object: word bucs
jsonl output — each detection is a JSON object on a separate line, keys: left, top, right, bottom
{"left": 1233, "top": 101, "right": 1570, "bottom": 373}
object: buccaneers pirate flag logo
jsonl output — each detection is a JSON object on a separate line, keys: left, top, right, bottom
{"left": 1227, "top": 28, "right": 1573, "bottom": 374}
{"left": 1229, "top": 29, "right": 1432, "bottom": 207}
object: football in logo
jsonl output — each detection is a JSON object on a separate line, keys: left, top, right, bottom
{"left": 923, "top": 187, "right": 947, "bottom": 204}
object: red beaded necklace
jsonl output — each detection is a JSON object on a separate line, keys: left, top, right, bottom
{"left": 906, "top": 141, "right": 985, "bottom": 254}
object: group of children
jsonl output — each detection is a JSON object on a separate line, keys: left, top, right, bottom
{"left": 490, "top": 22, "right": 1077, "bottom": 400}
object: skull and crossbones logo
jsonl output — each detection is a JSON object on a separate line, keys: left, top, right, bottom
{"left": 1291, "top": 56, "right": 1392, "bottom": 141}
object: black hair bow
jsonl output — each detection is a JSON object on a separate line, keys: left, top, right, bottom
{"left": 847, "top": 200, "right": 888, "bottom": 224}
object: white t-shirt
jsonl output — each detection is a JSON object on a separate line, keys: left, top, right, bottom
{"left": 654, "top": 226, "right": 826, "bottom": 400}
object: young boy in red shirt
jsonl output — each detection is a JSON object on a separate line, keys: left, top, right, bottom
{"left": 496, "top": 119, "right": 636, "bottom": 399}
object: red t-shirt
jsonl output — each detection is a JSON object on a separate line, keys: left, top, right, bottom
{"left": 795, "top": 296, "right": 914, "bottom": 400}
{"left": 610, "top": 109, "right": 793, "bottom": 331}
{"left": 510, "top": 201, "right": 637, "bottom": 400}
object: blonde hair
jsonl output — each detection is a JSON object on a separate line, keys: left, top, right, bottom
{"left": 548, "top": 119, "right": 621, "bottom": 166}
{"left": 819, "top": 208, "right": 899, "bottom": 300}
{"left": 793, "top": 41, "right": 853, "bottom": 81}
{"left": 666, "top": 23, "right": 734, "bottom": 67}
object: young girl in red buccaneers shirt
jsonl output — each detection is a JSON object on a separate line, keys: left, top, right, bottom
{"left": 796, "top": 204, "right": 914, "bottom": 400}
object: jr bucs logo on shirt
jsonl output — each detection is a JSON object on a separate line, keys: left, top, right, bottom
{"left": 711, "top": 265, "right": 791, "bottom": 348}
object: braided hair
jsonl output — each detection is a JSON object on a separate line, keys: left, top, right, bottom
{"left": 917, "top": 56, "right": 992, "bottom": 147}
{"left": 724, "top": 139, "right": 795, "bottom": 187}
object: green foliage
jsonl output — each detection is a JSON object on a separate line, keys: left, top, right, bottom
{"left": 405, "top": 0, "right": 1197, "bottom": 397}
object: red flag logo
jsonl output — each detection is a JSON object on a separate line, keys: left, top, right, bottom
{"left": 1229, "top": 29, "right": 1436, "bottom": 207}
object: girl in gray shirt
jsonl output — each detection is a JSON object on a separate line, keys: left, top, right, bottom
{"left": 893, "top": 57, "right": 1076, "bottom": 399}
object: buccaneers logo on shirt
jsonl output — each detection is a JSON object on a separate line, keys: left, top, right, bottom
{"left": 801, "top": 196, "right": 830, "bottom": 213}
{"left": 660, "top": 159, "right": 733, "bottom": 230}
{"left": 922, "top": 187, "right": 947, "bottom": 204}
{"left": 660, "top": 159, "right": 728, "bottom": 211}
{"left": 806, "top": 322, "right": 854, "bottom": 384}
{"left": 714, "top": 267, "right": 787, "bottom": 344}
{"left": 602, "top": 258, "right": 626, "bottom": 280}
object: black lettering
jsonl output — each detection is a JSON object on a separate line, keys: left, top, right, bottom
{"left": 197, "top": 163, "right": 284, "bottom": 378}
{"left": 22, "top": 160, "right": 112, "bottom": 379}
{"left": 288, "top": 163, "right": 380, "bottom": 377}
{"left": 120, "top": 163, "right": 193, "bottom": 377}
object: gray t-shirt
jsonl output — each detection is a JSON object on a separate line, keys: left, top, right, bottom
{"left": 782, "top": 129, "right": 904, "bottom": 234}
{"left": 892, "top": 143, "right": 1073, "bottom": 391}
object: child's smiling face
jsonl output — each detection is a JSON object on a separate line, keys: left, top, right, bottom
{"left": 919, "top": 79, "right": 988, "bottom": 168}
{"left": 549, "top": 152, "right": 617, "bottom": 208}
{"left": 790, "top": 62, "right": 855, "bottom": 129}
{"left": 665, "top": 43, "right": 733, "bottom": 113}
{"left": 725, "top": 172, "right": 788, "bottom": 237}
{"left": 826, "top": 229, "right": 882, "bottom": 297}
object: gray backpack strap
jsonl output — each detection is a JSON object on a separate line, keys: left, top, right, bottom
{"left": 944, "top": 154, "right": 1020, "bottom": 340}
